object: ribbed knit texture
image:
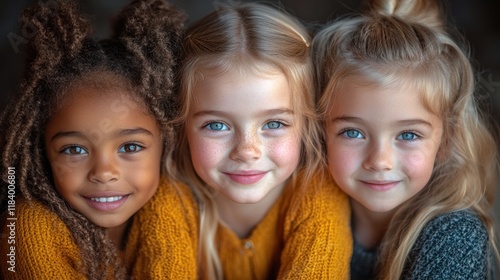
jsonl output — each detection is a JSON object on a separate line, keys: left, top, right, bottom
{"left": 0, "top": 197, "right": 139, "bottom": 279}
{"left": 127, "top": 177, "right": 199, "bottom": 279}
{"left": 217, "top": 173, "right": 352, "bottom": 279}
{"left": 132, "top": 173, "right": 353, "bottom": 279}
{"left": 350, "top": 210, "right": 493, "bottom": 280}
{"left": 0, "top": 198, "right": 86, "bottom": 279}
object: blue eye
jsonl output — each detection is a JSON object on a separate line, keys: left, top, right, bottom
{"left": 263, "top": 121, "right": 284, "bottom": 130}
{"left": 397, "top": 132, "right": 418, "bottom": 141}
{"left": 341, "top": 129, "right": 364, "bottom": 139}
{"left": 62, "top": 146, "right": 88, "bottom": 155}
{"left": 118, "top": 143, "right": 143, "bottom": 153}
{"left": 205, "top": 122, "right": 228, "bottom": 131}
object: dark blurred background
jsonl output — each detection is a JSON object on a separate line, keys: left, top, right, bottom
{"left": 1, "top": 0, "right": 499, "bottom": 272}
{"left": 1, "top": 1, "right": 499, "bottom": 123}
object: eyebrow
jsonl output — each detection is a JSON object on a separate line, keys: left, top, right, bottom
{"left": 192, "top": 108, "right": 294, "bottom": 118}
{"left": 332, "top": 116, "right": 433, "bottom": 127}
{"left": 117, "top": 128, "right": 154, "bottom": 137}
{"left": 50, "top": 131, "right": 86, "bottom": 142}
{"left": 50, "top": 128, "right": 154, "bottom": 142}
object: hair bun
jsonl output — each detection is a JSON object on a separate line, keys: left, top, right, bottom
{"left": 113, "top": 0, "right": 185, "bottom": 55}
{"left": 21, "top": 0, "right": 91, "bottom": 63}
{"left": 368, "top": 0, "right": 444, "bottom": 30}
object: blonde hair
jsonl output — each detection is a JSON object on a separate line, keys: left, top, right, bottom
{"left": 312, "top": 0, "right": 499, "bottom": 278}
{"left": 167, "top": 2, "right": 322, "bottom": 279}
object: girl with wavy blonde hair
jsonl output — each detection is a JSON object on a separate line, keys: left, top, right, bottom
{"left": 144, "top": 2, "right": 352, "bottom": 279}
{"left": 312, "top": 0, "right": 499, "bottom": 279}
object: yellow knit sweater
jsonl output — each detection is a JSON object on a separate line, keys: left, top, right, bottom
{"left": 133, "top": 173, "right": 352, "bottom": 279}
{"left": 0, "top": 197, "right": 143, "bottom": 279}
{"left": 127, "top": 177, "right": 199, "bottom": 279}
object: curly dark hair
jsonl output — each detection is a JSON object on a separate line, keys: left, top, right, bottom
{"left": 0, "top": 0, "right": 185, "bottom": 278}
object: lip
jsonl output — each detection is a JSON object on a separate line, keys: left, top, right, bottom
{"left": 83, "top": 192, "right": 130, "bottom": 211}
{"left": 359, "top": 180, "right": 400, "bottom": 191}
{"left": 223, "top": 170, "right": 268, "bottom": 185}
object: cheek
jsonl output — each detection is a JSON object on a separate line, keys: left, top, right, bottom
{"left": 327, "top": 145, "right": 359, "bottom": 179}
{"left": 126, "top": 154, "right": 162, "bottom": 192}
{"left": 267, "top": 135, "right": 301, "bottom": 168}
{"left": 188, "top": 136, "right": 225, "bottom": 171}
{"left": 48, "top": 156, "right": 86, "bottom": 194}
{"left": 402, "top": 149, "right": 436, "bottom": 186}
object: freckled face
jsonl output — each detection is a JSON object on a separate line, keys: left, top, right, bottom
{"left": 45, "top": 88, "right": 162, "bottom": 230}
{"left": 325, "top": 80, "right": 443, "bottom": 213}
{"left": 186, "top": 69, "right": 301, "bottom": 205}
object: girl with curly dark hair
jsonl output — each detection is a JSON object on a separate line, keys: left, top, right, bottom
{"left": 0, "top": 0, "right": 184, "bottom": 279}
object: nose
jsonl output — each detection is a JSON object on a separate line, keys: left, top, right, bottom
{"left": 88, "top": 152, "right": 120, "bottom": 183}
{"left": 362, "top": 141, "right": 393, "bottom": 171}
{"left": 230, "top": 131, "right": 262, "bottom": 162}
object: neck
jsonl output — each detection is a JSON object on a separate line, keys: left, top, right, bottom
{"left": 215, "top": 184, "right": 284, "bottom": 238}
{"left": 107, "top": 219, "right": 131, "bottom": 250}
{"left": 351, "top": 199, "right": 396, "bottom": 250}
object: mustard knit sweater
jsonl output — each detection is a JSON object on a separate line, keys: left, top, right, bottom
{"left": 0, "top": 197, "right": 144, "bottom": 279}
{"left": 127, "top": 177, "right": 199, "bottom": 279}
{"left": 133, "top": 173, "right": 353, "bottom": 279}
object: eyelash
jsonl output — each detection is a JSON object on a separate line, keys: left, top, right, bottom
{"left": 59, "top": 142, "right": 145, "bottom": 155}
{"left": 202, "top": 121, "right": 229, "bottom": 131}
{"left": 337, "top": 128, "right": 422, "bottom": 142}
{"left": 338, "top": 128, "right": 364, "bottom": 139}
{"left": 202, "top": 120, "right": 289, "bottom": 131}
{"left": 397, "top": 130, "right": 421, "bottom": 141}
{"left": 263, "top": 120, "right": 288, "bottom": 130}
{"left": 118, "top": 142, "right": 145, "bottom": 153}
{"left": 60, "top": 145, "right": 88, "bottom": 155}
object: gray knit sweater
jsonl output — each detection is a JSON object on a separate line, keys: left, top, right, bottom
{"left": 350, "top": 210, "right": 494, "bottom": 280}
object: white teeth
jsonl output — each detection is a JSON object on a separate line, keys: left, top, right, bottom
{"left": 90, "top": 196, "right": 123, "bottom": 203}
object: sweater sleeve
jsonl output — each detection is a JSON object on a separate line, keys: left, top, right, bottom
{"left": 401, "top": 210, "right": 492, "bottom": 280}
{"left": 126, "top": 178, "right": 199, "bottom": 279}
{"left": 0, "top": 199, "right": 86, "bottom": 279}
{"left": 277, "top": 173, "right": 353, "bottom": 279}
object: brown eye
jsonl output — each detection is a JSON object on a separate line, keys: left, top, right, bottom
{"left": 118, "top": 143, "right": 143, "bottom": 153}
{"left": 62, "top": 146, "right": 87, "bottom": 155}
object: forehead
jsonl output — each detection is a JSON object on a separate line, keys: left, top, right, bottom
{"left": 54, "top": 87, "right": 149, "bottom": 123}
{"left": 190, "top": 68, "right": 293, "bottom": 114}
{"left": 333, "top": 78, "right": 441, "bottom": 124}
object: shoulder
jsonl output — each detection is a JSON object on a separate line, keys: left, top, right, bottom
{"left": 0, "top": 198, "right": 83, "bottom": 278}
{"left": 8, "top": 198, "right": 72, "bottom": 239}
{"left": 281, "top": 169, "right": 351, "bottom": 244}
{"left": 403, "top": 210, "right": 491, "bottom": 279}
{"left": 417, "top": 210, "right": 488, "bottom": 247}
{"left": 130, "top": 176, "right": 199, "bottom": 236}
{"left": 126, "top": 177, "right": 199, "bottom": 278}
{"left": 285, "top": 170, "right": 350, "bottom": 220}
{"left": 277, "top": 171, "right": 352, "bottom": 279}
{"left": 136, "top": 176, "right": 198, "bottom": 218}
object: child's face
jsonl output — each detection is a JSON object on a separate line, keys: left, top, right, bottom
{"left": 44, "top": 87, "right": 162, "bottom": 230}
{"left": 325, "top": 79, "right": 443, "bottom": 213}
{"left": 186, "top": 69, "right": 301, "bottom": 204}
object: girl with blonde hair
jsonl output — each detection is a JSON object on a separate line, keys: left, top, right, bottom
{"left": 134, "top": 1, "right": 352, "bottom": 279}
{"left": 312, "top": 0, "right": 499, "bottom": 279}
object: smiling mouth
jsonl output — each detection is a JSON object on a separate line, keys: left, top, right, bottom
{"left": 89, "top": 196, "right": 123, "bottom": 203}
{"left": 360, "top": 180, "right": 400, "bottom": 191}
{"left": 223, "top": 171, "right": 268, "bottom": 185}
{"left": 84, "top": 194, "right": 130, "bottom": 211}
